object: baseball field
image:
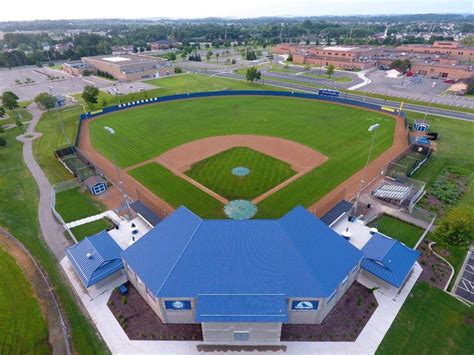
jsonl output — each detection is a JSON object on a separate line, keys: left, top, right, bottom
{"left": 84, "top": 95, "right": 398, "bottom": 218}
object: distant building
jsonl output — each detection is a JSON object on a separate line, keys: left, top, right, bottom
{"left": 82, "top": 54, "right": 173, "bottom": 81}
{"left": 63, "top": 61, "right": 93, "bottom": 76}
{"left": 396, "top": 41, "right": 474, "bottom": 62}
{"left": 150, "top": 39, "right": 177, "bottom": 50}
{"left": 111, "top": 45, "right": 134, "bottom": 55}
{"left": 52, "top": 42, "right": 74, "bottom": 53}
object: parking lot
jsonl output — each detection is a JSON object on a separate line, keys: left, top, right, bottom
{"left": 454, "top": 249, "right": 474, "bottom": 304}
{"left": 0, "top": 66, "right": 109, "bottom": 100}
{"left": 361, "top": 70, "right": 474, "bottom": 108}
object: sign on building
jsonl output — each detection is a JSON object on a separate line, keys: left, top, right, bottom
{"left": 164, "top": 300, "right": 192, "bottom": 310}
{"left": 291, "top": 300, "right": 319, "bottom": 310}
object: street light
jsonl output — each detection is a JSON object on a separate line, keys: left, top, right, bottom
{"left": 352, "top": 123, "right": 381, "bottom": 217}
{"left": 104, "top": 126, "right": 131, "bottom": 214}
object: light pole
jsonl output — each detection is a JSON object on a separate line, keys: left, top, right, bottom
{"left": 104, "top": 126, "right": 131, "bottom": 215}
{"left": 352, "top": 123, "right": 381, "bottom": 217}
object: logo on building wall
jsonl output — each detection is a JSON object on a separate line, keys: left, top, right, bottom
{"left": 291, "top": 300, "right": 318, "bottom": 310}
{"left": 164, "top": 300, "right": 192, "bottom": 310}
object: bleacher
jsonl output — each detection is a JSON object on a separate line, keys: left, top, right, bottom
{"left": 372, "top": 184, "right": 413, "bottom": 205}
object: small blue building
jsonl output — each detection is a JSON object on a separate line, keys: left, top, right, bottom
{"left": 361, "top": 233, "right": 420, "bottom": 288}
{"left": 66, "top": 231, "right": 123, "bottom": 288}
{"left": 84, "top": 175, "right": 107, "bottom": 195}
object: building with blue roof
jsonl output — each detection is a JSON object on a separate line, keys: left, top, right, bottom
{"left": 360, "top": 233, "right": 420, "bottom": 288}
{"left": 65, "top": 231, "right": 124, "bottom": 288}
{"left": 121, "top": 205, "right": 363, "bottom": 343}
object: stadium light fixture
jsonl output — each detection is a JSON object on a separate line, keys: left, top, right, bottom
{"left": 352, "top": 123, "right": 381, "bottom": 217}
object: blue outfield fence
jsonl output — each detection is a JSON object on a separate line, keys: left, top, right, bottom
{"left": 79, "top": 90, "right": 403, "bottom": 121}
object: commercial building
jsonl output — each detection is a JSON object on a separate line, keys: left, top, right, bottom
{"left": 272, "top": 44, "right": 378, "bottom": 70}
{"left": 111, "top": 45, "right": 134, "bottom": 55}
{"left": 150, "top": 40, "right": 177, "bottom": 50}
{"left": 66, "top": 202, "right": 419, "bottom": 344}
{"left": 63, "top": 60, "right": 93, "bottom": 76}
{"left": 82, "top": 54, "right": 173, "bottom": 81}
{"left": 396, "top": 41, "right": 474, "bottom": 62}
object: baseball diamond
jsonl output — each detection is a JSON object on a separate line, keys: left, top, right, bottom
{"left": 79, "top": 93, "right": 406, "bottom": 218}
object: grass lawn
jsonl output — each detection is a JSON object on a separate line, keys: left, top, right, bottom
{"left": 303, "top": 72, "right": 352, "bottom": 82}
{"left": 0, "top": 128, "right": 108, "bottom": 353}
{"left": 70, "top": 219, "right": 112, "bottom": 241}
{"left": 368, "top": 215, "right": 423, "bottom": 248}
{"left": 33, "top": 106, "right": 82, "bottom": 184}
{"left": 377, "top": 282, "right": 474, "bottom": 354}
{"left": 0, "top": 248, "right": 50, "bottom": 355}
{"left": 55, "top": 188, "right": 105, "bottom": 223}
{"left": 129, "top": 163, "right": 225, "bottom": 218}
{"left": 185, "top": 147, "right": 296, "bottom": 200}
{"left": 90, "top": 95, "right": 394, "bottom": 218}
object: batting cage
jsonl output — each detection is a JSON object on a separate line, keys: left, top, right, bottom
{"left": 55, "top": 145, "right": 101, "bottom": 181}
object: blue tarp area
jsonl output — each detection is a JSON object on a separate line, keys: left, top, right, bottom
{"left": 196, "top": 294, "right": 288, "bottom": 323}
{"left": 361, "top": 233, "right": 419, "bottom": 288}
{"left": 66, "top": 231, "right": 123, "bottom": 287}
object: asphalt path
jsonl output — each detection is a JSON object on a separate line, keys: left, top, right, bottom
{"left": 215, "top": 72, "right": 474, "bottom": 122}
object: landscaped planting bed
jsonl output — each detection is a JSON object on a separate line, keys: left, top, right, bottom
{"left": 281, "top": 282, "right": 378, "bottom": 342}
{"left": 420, "top": 166, "right": 471, "bottom": 216}
{"left": 416, "top": 239, "right": 452, "bottom": 289}
{"left": 107, "top": 284, "right": 203, "bottom": 341}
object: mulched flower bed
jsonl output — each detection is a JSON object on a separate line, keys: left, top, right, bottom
{"left": 107, "top": 284, "right": 203, "bottom": 341}
{"left": 416, "top": 239, "right": 452, "bottom": 289}
{"left": 281, "top": 282, "right": 378, "bottom": 342}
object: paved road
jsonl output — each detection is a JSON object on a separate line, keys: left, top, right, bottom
{"left": 215, "top": 72, "right": 474, "bottom": 122}
{"left": 454, "top": 249, "right": 474, "bottom": 304}
{"left": 20, "top": 104, "right": 71, "bottom": 260}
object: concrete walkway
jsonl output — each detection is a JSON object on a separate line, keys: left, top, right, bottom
{"left": 348, "top": 69, "right": 373, "bottom": 91}
{"left": 65, "top": 210, "right": 121, "bottom": 229}
{"left": 20, "top": 104, "right": 71, "bottom": 260}
{"left": 61, "top": 251, "right": 421, "bottom": 354}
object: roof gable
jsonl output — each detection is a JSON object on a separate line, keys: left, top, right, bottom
{"left": 66, "top": 231, "right": 123, "bottom": 287}
{"left": 361, "top": 233, "right": 420, "bottom": 288}
{"left": 122, "top": 206, "right": 363, "bottom": 299}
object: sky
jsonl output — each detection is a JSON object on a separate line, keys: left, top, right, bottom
{"left": 0, "top": 0, "right": 472, "bottom": 21}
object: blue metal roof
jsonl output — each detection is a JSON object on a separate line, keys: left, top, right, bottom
{"left": 122, "top": 206, "right": 362, "bottom": 303}
{"left": 320, "top": 200, "right": 353, "bottom": 226}
{"left": 66, "top": 231, "right": 124, "bottom": 287}
{"left": 196, "top": 294, "right": 288, "bottom": 323}
{"left": 130, "top": 200, "right": 161, "bottom": 226}
{"left": 361, "top": 233, "right": 420, "bottom": 288}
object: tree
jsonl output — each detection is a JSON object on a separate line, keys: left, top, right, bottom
{"left": 1, "top": 91, "right": 19, "bottom": 110}
{"left": 389, "top": 59, "right": 411, "bottom": 73}
{"left": 245, "top": 66, "right": 262, "bottom": 83}
{"left": 326, "top": 64, "right": 335, "bottom": 78}
{"left": 82, "top": 85, "right": 100, "bottom": 106}
{"left": 287, "top": 53, "right": 293, "bottom": 62}
{"left": 465, "top": 78, "right": 474, "bottom": 95}
{"left": 461, "top": 34, "right": 474, "bottom": 46}
{"left": 166, "top": 52, "right": 177, "bottom": 61}
{"left": 174, "top": 66, "right": 183, "bottom": 74}
{"left": 0, "top": 107, "right": 5, "bottom": 118}
{"left": 435, "top": 207, "right": 474, "bottom": 246}
{"left": 215, "top": 53, "right": 220, "bottom": 63}
{"left": 34, "top": 92, "right": 56, "bottom": 110}
{"left": 206, "top": 50, "right": 213, "bottom": 61}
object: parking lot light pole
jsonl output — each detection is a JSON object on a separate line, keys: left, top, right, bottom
{"left": 104, "top": 126, "right": 131, "bottom": 215}
{"left": 352, "top": 123, "right": 381, "bottom": 217}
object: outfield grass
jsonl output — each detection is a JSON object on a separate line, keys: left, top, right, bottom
{"left": 0, "top": 128, "right": 108, "bottom": 354}
{"left": 90, "top": 96, "right": 394, "bottom": 218}
{"left": 129, "top": 163, "right": 225, "bottom": 218}
{"left": 33, "top": 106, "right": 82, "bottom": 184}
{"left": 377, "top": 282, "right": 474, "bottom": 354}
{"left": 368, "top": 215, "right": 423, "bottom": 248}
{"left": 0, "top": 248, "right": 50, "bottom": 355}
{"left": 55, "top": 188, "right": 105, "bottom": 223}
{"left": 70, "top": 219, "right": 112, "bottom": 241}
{"left": 185, "top": 147, "right": 296, "bottom": 200}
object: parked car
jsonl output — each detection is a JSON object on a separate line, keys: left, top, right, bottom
{"left": 455, "top": 90, "right": 465, "bottom": 96}
{"left": 443, "top": 79, "right": 456, "bottom": 84}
